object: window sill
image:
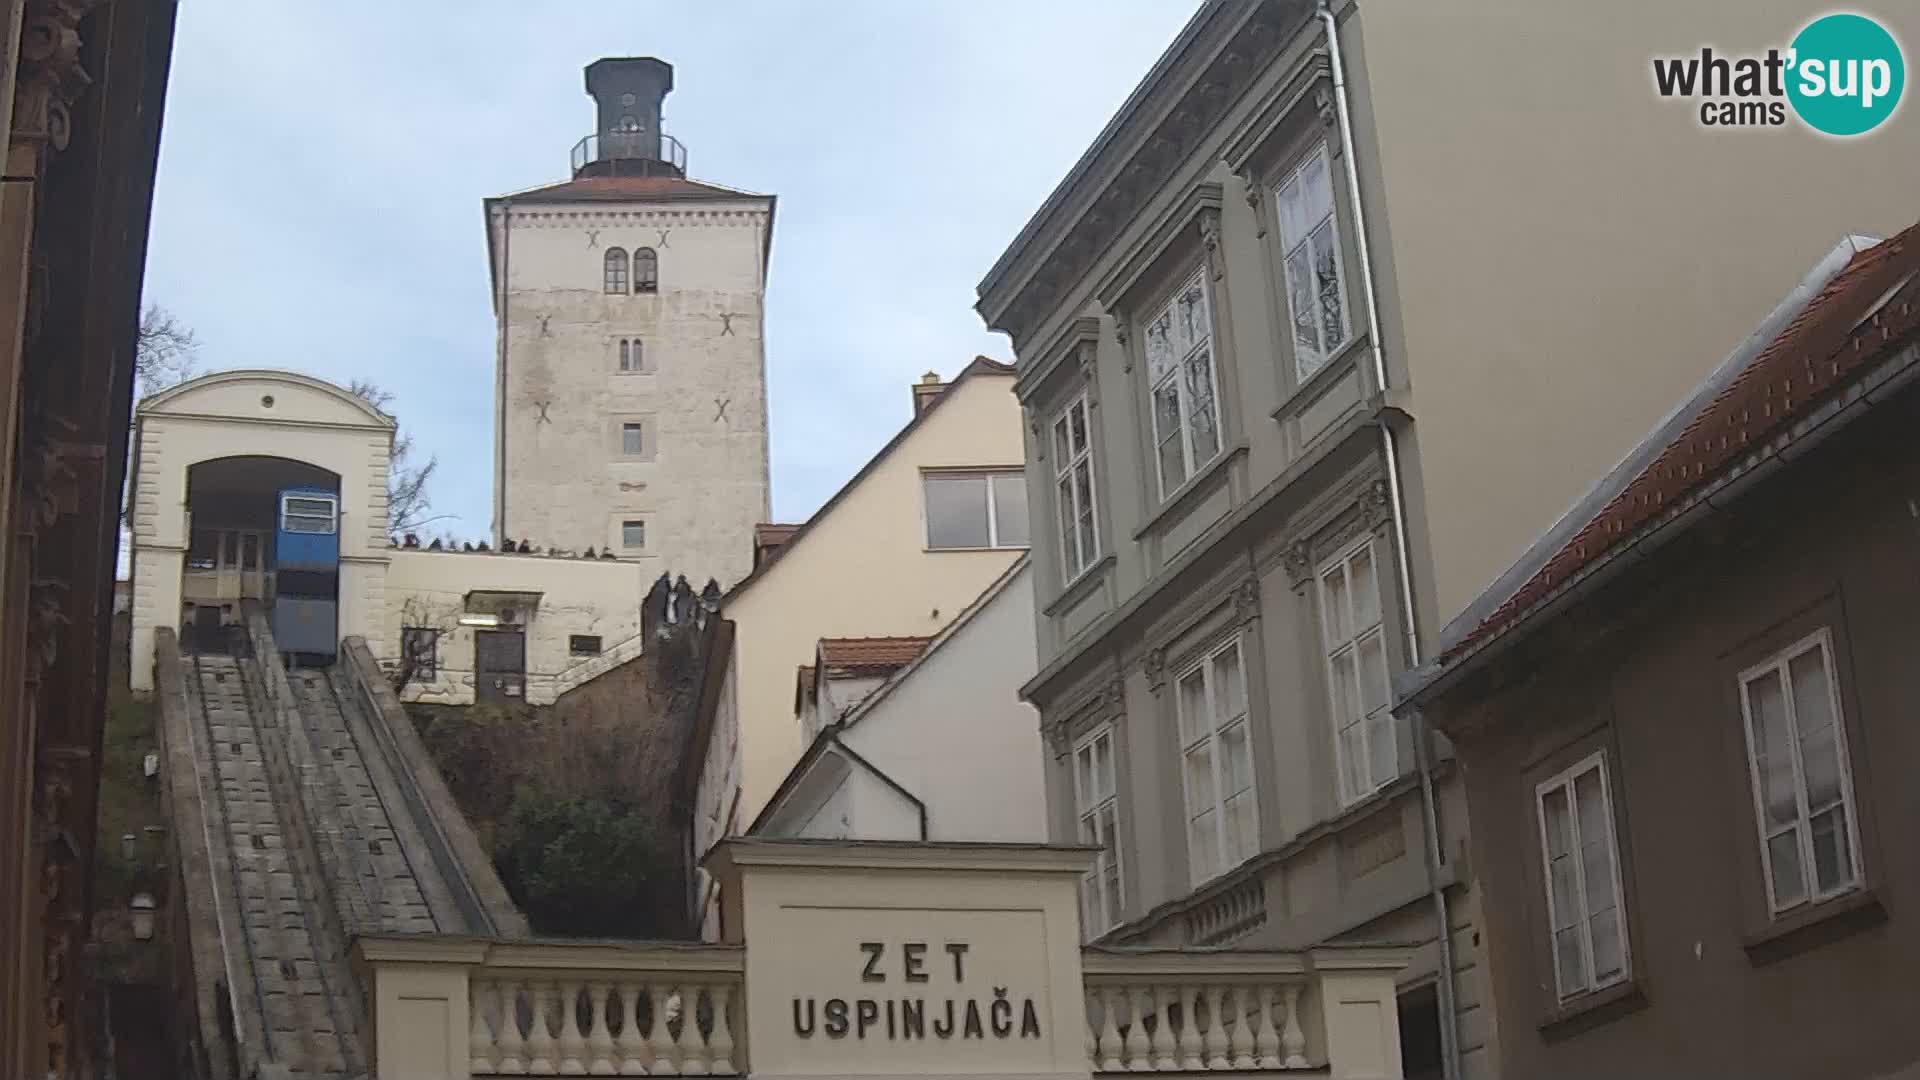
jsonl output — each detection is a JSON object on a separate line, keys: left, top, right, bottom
{"left": 1270, "top": 334, "right": 1368, "bottom": 422}
{"left": 1742, "top": 886, "right": 1885, "bottom": 967}
{"left": 1045, "top": 553, "right": 1115, "bottom": 617}
{"left": 923, "top": 545, "right": 1030, "bottom": 555}
{"left": 1132, "top": 443, "right": 1248, "bottom": 542}
{"left": 1537, "top": 978, "right": 1647, "bottom": 1043}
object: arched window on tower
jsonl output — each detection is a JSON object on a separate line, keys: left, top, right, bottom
{"left": 634, "top": 247, "right": 658, "bottom": 294}
{"left": 604, "top": 248, "right": 629, "bottom": 294}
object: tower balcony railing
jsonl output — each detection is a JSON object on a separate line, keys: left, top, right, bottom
{"left": 570, "top": 131, "right": 688, "bottom": 177}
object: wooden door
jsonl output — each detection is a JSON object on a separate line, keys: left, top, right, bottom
{"left": 474, "top": 629, "right": 526, "bottom": 704}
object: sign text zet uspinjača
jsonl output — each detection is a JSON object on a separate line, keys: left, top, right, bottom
{"left": 791, "top": 941, "right": 1044, "bottom": 1042}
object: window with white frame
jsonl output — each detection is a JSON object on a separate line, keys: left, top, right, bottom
{"left": 621, "top": 421, "right": 645, "bottom": 456}
{"left": 1175, "top": 636, "right": 1257, "bottom": 885}
{"left": 1535, "top": 752, "right": 1630, "bottom": 1001}
{"left": 1143, "top": 269, "right": 1223, "bottom": 498}
{"left": 281, "top": 494, "right": 337, "bottom": 535}
{"left": 923, "top": 471, "right": 1029, "bottom": 550}
{"left": 1073, "top": 726, "right": 1123, "bottom": 936}
{"left": 1738, "top": 629, "right": 1863, "bottom": 914}
{"left": 1275, "top": 143, "right": 1350, "bottom": 381}
{"left": 1052, "top": 394, "right": 1099, "bottom": 580}
{"left": 1318, "top": 538, "right": 1396, "bottom": 805}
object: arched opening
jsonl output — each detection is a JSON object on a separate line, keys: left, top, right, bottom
{"left": 633, "top": 246, "right": 658, "bottom": 293}
{"left": 182, "top": 456, "right": 340, "bottom": 659}
{"left": 603, "top": 247, "right": 629, "bottom": 294}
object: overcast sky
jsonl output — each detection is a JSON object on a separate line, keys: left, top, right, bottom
{"left": 143, "top": 2, "right": 1197, "bottom": 537}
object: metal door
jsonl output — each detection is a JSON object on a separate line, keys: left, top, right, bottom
{"left": 474, "top": 630, "right": 526, "bottom": 704}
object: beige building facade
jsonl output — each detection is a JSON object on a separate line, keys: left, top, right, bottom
{"left": 487, "top": 58, "right": 773, "bottom": 589}
{"left": 976, "top": 2, "right": 1919, "bottom": 1078}
{"left": 692, "top": 361, "right": 1030, "bottom": 931}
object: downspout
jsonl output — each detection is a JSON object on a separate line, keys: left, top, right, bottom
{"left": 1317, "top": 4, "right": 1461, "bottom": 1079}
{"left": 495, "top": 199, "right": 512, "bottom": 546}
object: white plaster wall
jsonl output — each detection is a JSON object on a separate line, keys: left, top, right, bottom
{"left": 723, "top": 372, "right": 1026, "bottom": 826}
{"left": 840, "top": 563, "right": 1046, "bottom": 843}
{"left": 381, "top": 547, "right": 647, "bottom": 707}
{"left": 127, "top": 371, "right": 394, "bottom": 691}
{"left": 695, "top": 657, "right": 742, "bottom": 940}
{"left": 490, "top": 196, "right": 772, "bottom": 591}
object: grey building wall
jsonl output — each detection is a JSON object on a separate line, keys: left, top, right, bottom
{"left": 1425, "top": 379, "right": 1920, "bottom": 1080}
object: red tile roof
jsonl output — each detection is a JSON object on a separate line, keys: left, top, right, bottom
{"left": 505, "top": 175, "right": 763, "bottom": 203}
{"left": 1444, "top": 222, "right": 1920, "bottom": 663}
{"left": 817, "top": 636, "right": 935, "bottom": 674}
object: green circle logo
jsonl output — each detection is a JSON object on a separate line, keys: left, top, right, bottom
{"left": 1787, "top": 13, "right": 1905, "bottom": 136}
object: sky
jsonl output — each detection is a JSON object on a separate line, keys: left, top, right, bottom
{"left": 142, "top": 1, "right": 1200, "bottom": 537}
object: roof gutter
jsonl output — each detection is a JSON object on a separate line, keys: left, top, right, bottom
{"left": 1317, "top": 6, "right": 1459, "bottom": 1078}
{"left": 1402, "top": 336, "right": 1920, "bottom": 713}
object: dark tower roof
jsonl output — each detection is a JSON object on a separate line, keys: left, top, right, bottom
{"left": 572, "top": 56, "right": 686, "bottom": 179}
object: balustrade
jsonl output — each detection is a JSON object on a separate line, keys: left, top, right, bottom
{"left": 468, "top": 975, "right": 740, "bottom": 1076}
{"left": 1082, "top": 951, "right": 1310, "bottom": 1073}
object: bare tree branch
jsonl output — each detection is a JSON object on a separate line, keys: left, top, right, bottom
{"left": 346, "top": 378, "right": 439, "bottom": 537}
{"left": 135, "top": 303, "right": 198, "bottom": 396}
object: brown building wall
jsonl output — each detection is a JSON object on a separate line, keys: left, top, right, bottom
{"left": 1442, "top": 386, "right": 1920, "bottom": 1079}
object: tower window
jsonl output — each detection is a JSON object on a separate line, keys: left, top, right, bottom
{"left": 622, "top": 422, "right": 644, "bottom": 456}
{"left": 634, "top": 247, "right": 658, "bottom": 294}
{"left": 618, "top": 338, "right": 643, "bottom": 372}
{"left": 622, "top": 520, "right": 646, "bottom": 549}
{"left": 603, "top": 248, "right": 628, "bottom": 294}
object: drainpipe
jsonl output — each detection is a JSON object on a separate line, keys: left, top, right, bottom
{"left": 495, "top": 199, "right": 513, "bottom": 547}
{"left": 1317, "top": 4, "right": 1461, "bottom": 1079}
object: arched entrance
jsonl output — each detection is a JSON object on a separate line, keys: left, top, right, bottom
{"left": 182, "top": 455, "right": 341, "bottom": 659}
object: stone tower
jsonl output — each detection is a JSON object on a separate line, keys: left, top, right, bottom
{"left": 485, "top": 57, "right": 773, "bottom": 589}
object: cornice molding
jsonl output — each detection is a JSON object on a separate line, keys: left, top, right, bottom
{"left": 1015, "top": 314, "right": 1105, "bottom": 404}
{"left": 497, "top": 206, "right": 770, "bottom": 229}
{"left": 981, "top": 0, "right": 1298, "bottom": 348}
{"left": 1093, "top": 180, "right": 1224, "bottom": 313}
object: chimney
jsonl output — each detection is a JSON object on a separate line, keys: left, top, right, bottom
{"left": 911, "top": 371, "right": 946, "bottom": 416}
{"left": 579, "top": 57, "right": 681, "bottom": 177}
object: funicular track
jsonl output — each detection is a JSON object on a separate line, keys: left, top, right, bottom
{"left": 284, "top": 665, "right": 440, "bottom": 936}
{"left": 187, "top": 647, "right": 359, "bottom": 1078}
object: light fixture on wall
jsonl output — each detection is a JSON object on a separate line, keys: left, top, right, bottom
{"left": 458, "top": 614, "right": 500, "bottom": 628}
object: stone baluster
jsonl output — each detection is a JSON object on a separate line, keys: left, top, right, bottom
{"left": 616, "top": 982, "right": 647, "bottom": 1075}
{"left": 1253, "top": 985, "right": 1281, "bottom": 1070}
{"left": 1124, "top": 987, "right": 1152, "bottom": 1070}
{"left": 708, "top": 984, "right": 737, "bottom": 1074}
{"left": 1204, "top": 986, "right": 1230, "bottom": 1069}
{"left": 1280, "top": 985, "right": 1307, "bottom": 1068}
{"left": 647, "top": 985, "right": 677, "bottom": 1074}
{"left": 526, "top": 980, "right": 558, "bottom": 1075}
{"left": 1085, "top": 993, "right": 1100, "bottom": 1072}
{"left": 1096, "top": 988, "right": 1123, "bottom": 1071}
{"left": 1150, "top": 985, "right": 1177, "bottom": 1070}
{"left": 557, "top": 980, "right": 588, "bottom": 1074}
{"left": 586, "top": 982, "right": 616, "bottom": 1075}
{"left": 1228, "top": 986, "right": 1255, "bottom": 1069}
{"left": 471, "top": 978, "right": 500, "bottom": 1074}
{"left": 1176, "top": 986, "right": 1204, "bottom": 1071}
{"left": 495, "top": 979, "right": 528, "bottom": 1075}
{"left": 677, "top": 984, "right": 711, "bottom": 1075}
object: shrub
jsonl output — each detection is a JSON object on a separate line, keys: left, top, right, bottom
{"left": 495, "top": 794, "right": 678, "bottom": 938}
